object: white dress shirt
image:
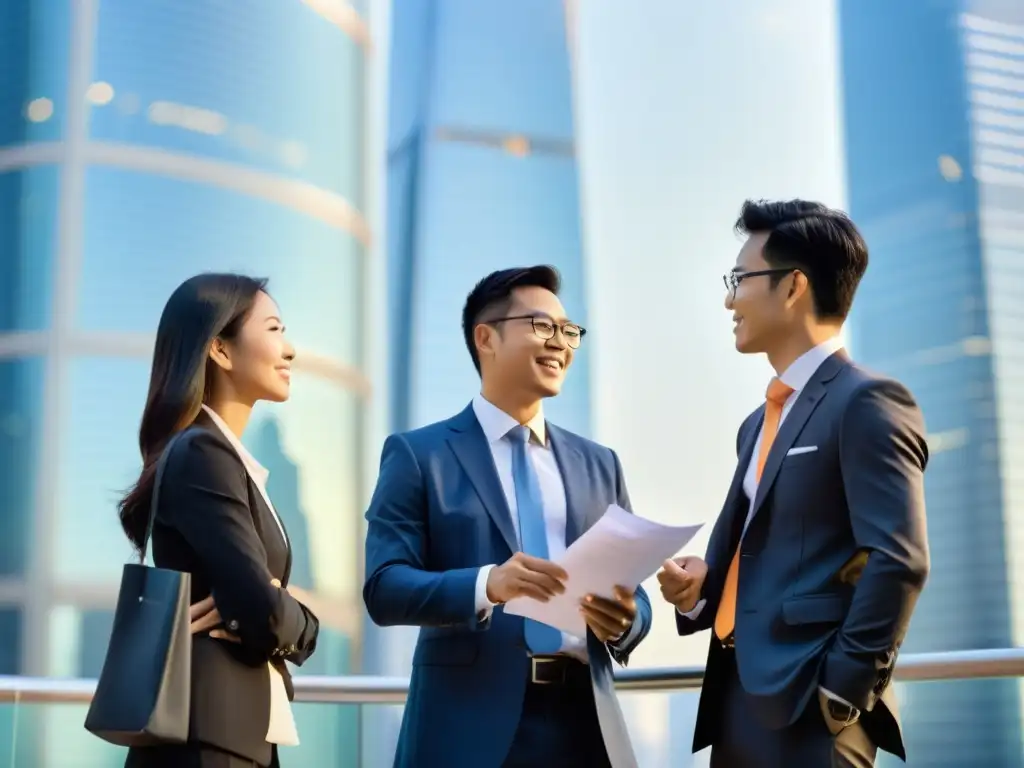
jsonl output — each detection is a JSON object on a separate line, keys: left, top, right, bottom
{"left": 679, "top": 338, "right": 853, "bottom": 708}
{"left": 201, "top": 405, "right": 300, "bottom": 746}
{"left": 471, "top": 395, "right": 640, "bottom": 662}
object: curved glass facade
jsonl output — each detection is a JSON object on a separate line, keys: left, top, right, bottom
{"left": 0, "top": 1, "right": 371, "bottom": 765}
{"left": 89, "top": 0, "right": 365, "bottom": 202}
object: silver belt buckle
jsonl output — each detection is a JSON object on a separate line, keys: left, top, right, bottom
{"left": 531, "top": 656, "right": 565, "bottom": 685}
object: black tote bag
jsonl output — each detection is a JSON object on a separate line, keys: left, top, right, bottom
{"left": 84, "top": 429, "right": 194, "bottom": 746}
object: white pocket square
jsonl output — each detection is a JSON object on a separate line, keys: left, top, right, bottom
{"left": 786, "top": 445, "right": 818, "bottom": 456}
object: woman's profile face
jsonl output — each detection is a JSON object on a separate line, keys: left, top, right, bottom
{"left": 215, "top": 291, "right": 295, "bottom": 404}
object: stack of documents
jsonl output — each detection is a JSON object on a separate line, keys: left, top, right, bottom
{"left": 504, "top": 504, "right": 703, "bottom": 638}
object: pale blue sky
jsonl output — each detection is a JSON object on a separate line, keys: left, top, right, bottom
{"left": 572, "top": 0, "right": 848, "bottom": 669}
{"left": 569, "top": 2, "right": 850, "bottom": 758}
{"left": 364, "top": 0, "right": 851, "bottom": 678}
{"left": 358, "top": 1, "right": 851, "bottom": 763}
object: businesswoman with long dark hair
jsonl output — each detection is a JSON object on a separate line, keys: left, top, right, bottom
{"left": 120, "top": 273, "right": 319, "bottom": 768}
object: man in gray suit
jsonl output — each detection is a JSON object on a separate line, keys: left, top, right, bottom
{"left": 658, "top": 199, "right": 930, "bottom": 766}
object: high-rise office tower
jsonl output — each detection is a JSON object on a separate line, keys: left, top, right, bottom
{"left": 840, "top": 1, "right": 1024, "bottom": 765}
{"left": 370, "top": 0, "right": 589, "bottom": 763}
{"left": 0, "top": 1, "right": 372, "bottom": 764}
{"left": 385, "top": 0, "right": 589, "bottom": 434}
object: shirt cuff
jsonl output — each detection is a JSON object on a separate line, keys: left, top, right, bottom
{"left": 475, "top": 565, "right": 497, "bottom": 618}
{"left": 677, "top": 598, "right": 706, "bottom": 620}
{"left": 819, "top": 685, "right": 857, "bottom": 711}
{"left": 608, "top": 614, "right": 642, "bottom": 649}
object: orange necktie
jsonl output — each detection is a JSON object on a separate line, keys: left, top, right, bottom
{"left": 714, "top": 377, "right": 794, "bottom": 641}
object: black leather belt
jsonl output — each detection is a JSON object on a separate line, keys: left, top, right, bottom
{"left": 529, "top": 655, "right": 587, "bottom": 685}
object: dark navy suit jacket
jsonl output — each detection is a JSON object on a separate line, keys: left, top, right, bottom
{"left": 678, "top": 351, "right": 929, "bottom": 760}
{"left": 363, "top": 404, "right": 652, "bottom": 768}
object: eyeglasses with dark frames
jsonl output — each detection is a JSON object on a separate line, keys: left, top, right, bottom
{"left": 722, "top": 268, "right": 797, "bottom": 295}
{"left": 484, "top": 315, "right": 586, "bottom": 349}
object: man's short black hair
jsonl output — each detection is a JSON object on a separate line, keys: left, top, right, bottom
{"left": 462, "top": 265, "right": 561, "bottom": 374}
{"left": 735, "top": 198, "right": 868, "bottom": 320}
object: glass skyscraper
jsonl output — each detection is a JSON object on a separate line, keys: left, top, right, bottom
{"left": 384, "top": 0, "right": 589, "bottom": 434}
{"left": 367, "top": 0, "right": 589, "bottom": 763}
{"left": 840, "top": 1, "right": 1024, "bottom": 765}
{"left": 0, "top": 1, "right": 371, "bottom": 764}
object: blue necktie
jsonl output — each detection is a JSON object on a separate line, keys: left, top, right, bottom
{"left": 507, "top": 425, "right": 562, "bottom": 654}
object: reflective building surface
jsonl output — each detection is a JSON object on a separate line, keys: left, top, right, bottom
{"left": 368, "top": 0, "right": 589, "bottom": 763}
{"left": 0, "top": 1, "right": 371, "bottom": 764}
{"left": 384, "top": 0, "right": 589, "bottom": 434}
{"left": 841, "top": 1, "right": 1024, "bottom": 765}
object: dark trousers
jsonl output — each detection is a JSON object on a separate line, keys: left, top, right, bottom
{"left": 502, "top": 657, "right": 612, "bottom": 768}
{"left": 125, "top": 744, "right": 279, "bottom": 768}
{"left": 710, "top": 651, "right": 876, "bottom": 768}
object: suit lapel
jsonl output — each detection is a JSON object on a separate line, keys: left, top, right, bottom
{"left": 751, "top": 349, "right": 849, "bottom": 518}
{"left": 249, "top": 485, "right": 292, "bottom": 581}
{"left": 261, "top": 492, "right": 293, "bottom": 584}
{"left": 446, "top": 405, "right": 519, "bottom": 553}
{"left": 195, "top": 411, "right": 293, "bottom": 581}
{"left": 547, "top": 425, "right": 587, "bottom": 545}
{"left": 732, "top": 417, "right": 760, "bottom": 509}
{"left": 710, "top": 414, "right": 761, "bottom": 565}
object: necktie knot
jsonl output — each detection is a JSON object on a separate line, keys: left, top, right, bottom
{"left": 506, "top": 425, "right": 531, "bottom": 445}
{"left": 766, "top": 377, "right": 794, "bottom": 406}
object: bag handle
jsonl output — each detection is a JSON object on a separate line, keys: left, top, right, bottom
{"left": 139, "top": 428, "right": 195, "bottom": 566}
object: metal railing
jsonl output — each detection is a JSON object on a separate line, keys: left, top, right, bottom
{"left": 0, "top": 648, "right": 1022, "bottom": 706}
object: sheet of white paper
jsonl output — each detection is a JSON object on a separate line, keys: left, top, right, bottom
{"left": 504, "top": 504, "right": 704, "bottom": 638}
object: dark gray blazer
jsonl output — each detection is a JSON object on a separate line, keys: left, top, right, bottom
{"left": 678, "top": 350, "right": 929, "bottom": 760}
{"left": 132, "top": 413, "right": 319, "bottom": 765}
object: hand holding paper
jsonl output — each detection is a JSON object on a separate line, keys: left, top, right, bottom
{"left": 579, "top": 585, "right": 638, "bottom": 643}
{"left": 504, "top": 504, "right": 704, "bottom": 638}
{"left": 485, "top": 552, "right": 568, "bottom": 604}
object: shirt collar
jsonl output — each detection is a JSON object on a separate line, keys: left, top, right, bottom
{"left": 778, "top": 336, "right": 844, "bottom": 394}
{"left": 200, "top": 404, "right": 270, "bottom": 488}
{"left": 471, "top": 394, "right": 548, "bottom": 446}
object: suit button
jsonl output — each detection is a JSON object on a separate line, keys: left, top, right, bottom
{"left": 227, "top": 620, "right": 239, "bottom": 632}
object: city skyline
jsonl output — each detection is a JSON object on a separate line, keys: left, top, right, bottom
{"left": 0, "top": 0, "right": 1019, "bottom": 764}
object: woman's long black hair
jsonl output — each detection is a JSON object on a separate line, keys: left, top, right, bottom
{"left": 118, "top": 272, "right": 268, "bottom": 555}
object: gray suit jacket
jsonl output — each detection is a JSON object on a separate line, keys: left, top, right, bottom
{"left": 678, "top": 350, "right": 929, "bottom": 760}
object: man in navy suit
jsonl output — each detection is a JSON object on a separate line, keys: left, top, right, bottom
{"left": 363, "top": 266, "right": 652, "bottom": 768}
{"left": 658, "top": 200, "right": 929, "bottom": 766}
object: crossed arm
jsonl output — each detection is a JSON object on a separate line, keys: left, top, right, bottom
{"left": 162, "top": 431, "right": 319, "bottom": 665}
